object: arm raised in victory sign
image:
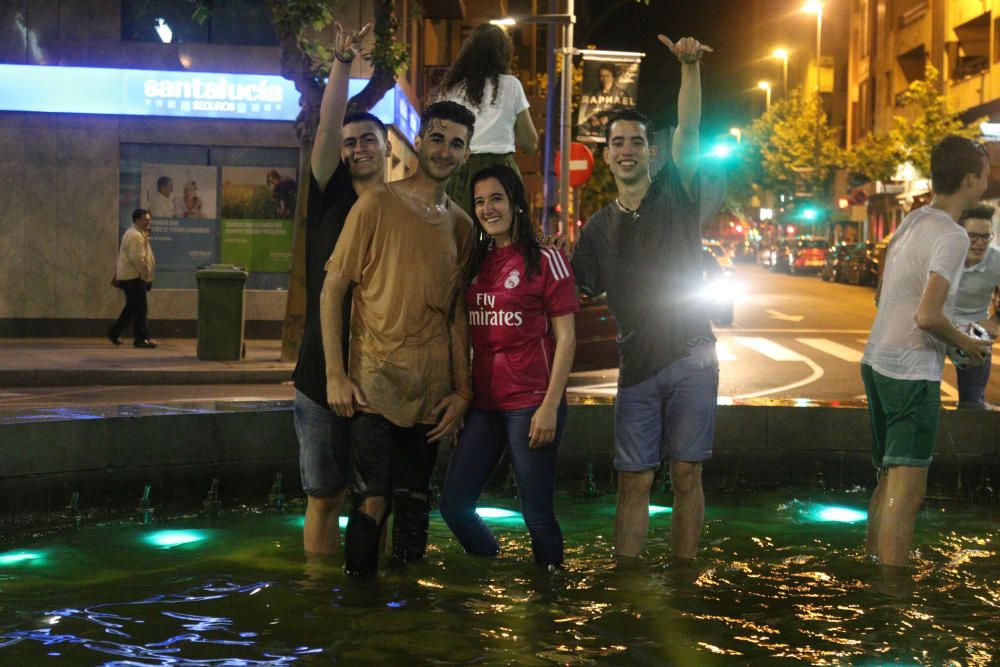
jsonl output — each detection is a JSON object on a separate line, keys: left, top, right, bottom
{"left": 659, "top": 35, "right": 712, "bottom": 197}
{"left": 311, "top": 22, "right": 372, "bottom": 190}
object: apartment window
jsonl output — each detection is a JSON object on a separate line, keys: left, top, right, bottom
{"left": 858, "top": 79, "right": 871, "bottom": 136}
{"left": 884, "top": 70, "right": 893, "bottom": 108}
{"left": 860, "top": 0, "right": 871, "bottom": 58}
{"left": 951, "top": 12, "right": 990, "bottom": 80}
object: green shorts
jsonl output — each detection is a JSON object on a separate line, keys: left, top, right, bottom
{"left": 861, "top": 364, "right": 940, "bottom": 468}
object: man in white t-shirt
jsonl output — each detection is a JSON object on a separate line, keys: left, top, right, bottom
{"left": 861, "top": 135, "right": 991, "bottom": 567}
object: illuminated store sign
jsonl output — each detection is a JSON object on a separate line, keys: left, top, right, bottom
{"left": 0, "top": 64, "right": 418, "bottom": 144}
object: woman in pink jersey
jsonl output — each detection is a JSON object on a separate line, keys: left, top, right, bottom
{"left": 439, "top": 164, "right": 579, "bottom": 568}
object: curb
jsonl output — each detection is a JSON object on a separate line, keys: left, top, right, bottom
{"left": 0, "top": 368, "right": 293, "bottom": 387}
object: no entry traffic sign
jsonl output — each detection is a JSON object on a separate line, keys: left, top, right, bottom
{"left": 555, "top": 142, "right": 595, "bottom": 187}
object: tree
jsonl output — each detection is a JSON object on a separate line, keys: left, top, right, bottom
{"left": 266, "top": 1, "right": 408, "bottom": 361}
{"left": 746, "top": 88, "right": 842, "bottom": 195}
{"left": 843, "top": 131, "right": 900, "bottom": 184}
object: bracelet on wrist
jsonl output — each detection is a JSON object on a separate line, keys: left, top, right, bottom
{"left": 334, "top": 52, "right": 354, "bottom": 64}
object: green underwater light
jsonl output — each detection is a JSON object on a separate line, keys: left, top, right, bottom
{"left": 475, "top": 507, "right": 521, "bottom": 521}
{"left": 810, "top": 505, "right": 866, "bottom": 523}
{"left": 648, "top": 505, "right": 673, "bottom": 515}
{"left": 143, "top": 530, "right": 210, "bottom": 549}
{"left": 0, "top": 550, "right": 44, "bottom": 566}
{"left": 287, "top": 516, "right": 348, "bottom": 529}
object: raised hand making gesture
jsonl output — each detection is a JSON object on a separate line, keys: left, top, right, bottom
{"left": 658, "top": 35, "right": 713, "bottom": 64}
{"left": 333, "top": 21, "right": 372, "bottom": 64}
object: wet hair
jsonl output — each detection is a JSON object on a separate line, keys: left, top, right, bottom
{"left": 132, "top": 208, "right": 149, "bottom": 222}
{"left": 440, "top": 23, "right": 513, "bottom": 109}
{"left": 156, "top": 176, "right": 172, "bottom": 190}
{"left": 959, "top": 203, "right": 996, "bottom": 225}
{"left": 603, "top": 109, "right": 655, "bottom": 145}
{"left": 931, "top": 135, "right": 989, "bottom": 194}
{"left": 343, "top": 111, "right": 388, "bottom": 140}
{"left": 467, "top": 164, "right": 541, "bottom": 283}
{"left": 420, "top": 101, "right": 476, "bottom": 141}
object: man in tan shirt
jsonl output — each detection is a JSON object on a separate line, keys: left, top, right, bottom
{"left": 321, "top": 101, "right": 475, "bottom": 576}
{"left": 108, "top": 208, "right": 157, "bottom": 348}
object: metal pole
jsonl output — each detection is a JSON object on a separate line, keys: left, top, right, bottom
{"left": 813, "top": 7, "right": 822, "bottom": 192}
{"left": 782, "top": 54, "right": 788, "bottom": 99}
{"left": 542, "top": 0, "right": 558, "bottom": 234}
{"left": 559, "top": 0, "right": 574, "bottom": 241}
{"left": 765, "top": 86, "right": 771, "bottom": 113}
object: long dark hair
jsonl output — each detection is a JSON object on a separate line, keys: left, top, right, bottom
{"left": 467, "top": 164, "right": 541, "bottom": 283}
{"left": 441, "top": 23, "right": 512, "bottom": 109}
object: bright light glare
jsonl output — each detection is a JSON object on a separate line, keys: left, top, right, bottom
{"left": 803, "top": 208, "right": 817, "bottom": 221}
{"left": 815, "top": 506, "right": 866, "bottom": 523}
{"left": 490, "top": 18, "right": 517, "bottom": 26}
{"left": 144, "top": 530, "right": 208, "bottom": 549}
{"left": 476, "top": 507, "right": 520, "bottom": 519}
{"left": 803, "top": 1, "right": 823, "bottom": 14}
{"left": 649, "top": 505, "right": 672, "bottom": 515}
{"left": 772, "top": 48, "right": 788, "bottom": 59}
{"left": 757, "top": 80, "right": 771, "bottom": 91}
{"left": 154, "top": 18, "right": 173, "bottom": 44}
{"left": 711, "top": 144, "right": 733, "bottom": 159}
{"left": 0, "top": 550, "right": 43, "bottom": 566}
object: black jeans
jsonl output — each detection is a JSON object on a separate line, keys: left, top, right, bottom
{"left": 109, "top": 278, "right": 149, "bottom": 343}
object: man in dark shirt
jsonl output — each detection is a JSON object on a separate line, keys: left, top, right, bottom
{"left": 292, "top": 21, "right": 384, "bottom": 556}
{"left": 572, "top": 35, "right": 715, "bottom": 562}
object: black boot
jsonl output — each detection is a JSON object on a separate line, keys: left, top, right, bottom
{"left": 392, "top": 494, "right": 430, "bottom": 564}
{"left": 344, "top": 509, "right": 380, "bottom": 577}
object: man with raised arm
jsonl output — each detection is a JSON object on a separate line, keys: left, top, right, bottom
{"left": 571, "top": 35, "right": 716, "bottom": 563}
{"left": 862, "top": 136, "right": 991, "bottom": 567}
{"left": 291, "top": 22, "right": 383, "bottom": 557}
{"left": 320, "top": 101, "right": 476, "bottom": 576}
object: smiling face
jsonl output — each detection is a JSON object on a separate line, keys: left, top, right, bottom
{"left": 473, "top": 177, "right": 514, "bottom": 247}
{"left": 604, "top": 119, "right": 654, "bottom": 185}
{"left": 963, "top": 217, "right": 994, "bottom": 266}
{"left": 416, "top": 118, "right": 471, "bottom": 182}
{"left": 340, "top": 120, "right": 388, "bottom": 181}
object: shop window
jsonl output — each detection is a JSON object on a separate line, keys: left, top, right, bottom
{"left": 120, "top": 143, "right": 297, "bottom": 290}
{"left": 122, "top": 0, "right": 277, "bottom": 47}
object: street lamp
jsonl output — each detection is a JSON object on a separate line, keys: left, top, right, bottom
{"left": 771, "top": 48, "right": 788, "bottom": 99}
{"left": 729, "top": 127, "right": 742, "bottom": 144}
{"left": 758, "top": 80, "right": 772, "bottom": 113}
{"left": 804, "top": 1, "right": 823, "bottom": 192}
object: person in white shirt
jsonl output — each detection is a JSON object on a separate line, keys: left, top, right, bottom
{"left": 439, "top": 23, "right": 538, "bottom": 216}
{"left": 861, "top": 135, "right": 991, "bottom": 567}
{"left": 108, "top": 208, "right": 158, "bottom": 349}
{"left": 952, "top": 204, "right": 1000, "bottom": 408}
{"left": 149, "top": 176, "right": 178, "bottom": 218}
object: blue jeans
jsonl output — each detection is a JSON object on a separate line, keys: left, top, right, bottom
{"left": 439, "top": 402, "right": 566, "bottom": 567}
{"left": 956, "top": 361, "right": 992, "bottom": 408}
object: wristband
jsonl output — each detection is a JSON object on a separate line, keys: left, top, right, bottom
{"left": 335, "top": 52, "right": 354, "bottom": 64}
{"left": 454, "top": 388, "right": 473, "bottom": 403}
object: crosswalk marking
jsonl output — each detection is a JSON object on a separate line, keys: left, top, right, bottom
{"left": 733, "top": 337, "right": 806, "bottom": 362}
{"left": 796, "top": 338, "right": 864, "bottom": 363}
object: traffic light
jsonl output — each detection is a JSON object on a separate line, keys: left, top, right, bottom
{"left": 801, "top": 206, "right": 819, "bottom": 221}
{"left": 710, "top": 143, "right": 734, "bottom": 159}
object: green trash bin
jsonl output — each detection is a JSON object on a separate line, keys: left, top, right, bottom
{"left": 195, "top": 264, "right": 248, "bottom": 361}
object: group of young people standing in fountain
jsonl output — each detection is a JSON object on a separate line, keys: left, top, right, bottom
{"left": 290, "top": 20, "right": 992, "bottom": 577}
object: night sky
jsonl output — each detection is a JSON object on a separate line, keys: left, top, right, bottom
{"left": 578, "top": 0, "right": 836, "bottom": 143}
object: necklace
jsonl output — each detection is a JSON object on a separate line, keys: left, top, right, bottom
{"left": 615, "top": 198, "right": 640, "bottom": 220}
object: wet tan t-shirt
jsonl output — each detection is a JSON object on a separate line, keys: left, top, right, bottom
{"left": 326, "top": 183, "right": 474, "bottom": 426}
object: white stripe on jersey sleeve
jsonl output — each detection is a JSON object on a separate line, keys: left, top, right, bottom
{"left": 542, "top": 247, "right": 569, "bottom": 281}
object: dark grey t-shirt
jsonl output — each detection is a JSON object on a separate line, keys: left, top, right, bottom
{"left": 571, "top": 159, "right": 713, "bottom": 387}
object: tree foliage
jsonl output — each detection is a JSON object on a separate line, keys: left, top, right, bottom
{"left": 844, "top": 64, "right": 981, "bottom": 183}
{"left": 746, "top": 88, "right": 842, "bottom": 194}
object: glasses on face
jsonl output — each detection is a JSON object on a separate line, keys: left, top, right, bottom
{"left": 967, "top": 232, "right": 994, "bottom": 243}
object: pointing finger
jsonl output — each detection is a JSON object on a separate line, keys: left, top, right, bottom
{"left": 657, "top": 34, "right": 675, "bottom": 50}
{"left": 357, "top": 23, "right": 372, "bottom": 39}
{"left": 334, "top": 21, "right": 344, "bottom": 35}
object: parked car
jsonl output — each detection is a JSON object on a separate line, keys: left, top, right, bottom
{"left": 703, "top": 239, "right": 734, "bottom": 273}
{"left": 771, "top": 237, "right": 828, "bottom": 274}
{"left": 837, "top": 242, "right": 878, "bottom": 286}
{"left": 571, "top": 251, "right": 735, "bottom": 372}
{"left": 821, "top": 243, "right": 849, "bottom": 282}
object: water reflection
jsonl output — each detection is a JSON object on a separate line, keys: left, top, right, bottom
{"left": 0, "top": 492, "right": 994, "bottom": 664}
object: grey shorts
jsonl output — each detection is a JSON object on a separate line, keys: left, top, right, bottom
{"left": 294, "top": 390, "right": 351, "bottom": 496}
{"left": 614, "top": 343, "right": 719, "bottom": 472}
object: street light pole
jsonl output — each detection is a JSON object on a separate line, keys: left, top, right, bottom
{"left": 559, "top": 0, "right": 575, "bottom": 241}
{"left": 772, "top": 48, "right": 788, "bottom": 99}
{"left": 805, "top": 1, "right": 823, "bottom": 192}
{"left": 758, "top": 81, "right": 772, "bottom": 113}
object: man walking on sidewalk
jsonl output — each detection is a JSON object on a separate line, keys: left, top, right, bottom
{"left": 108, "top": 208, "right": 157, "bottom": 349}
{"left": 571, "top": 35, "right": 716, "bottom": 563}
{"left": 291, "top": 22, "right": 381, "bottom": 557}
{"left": 321, "top": 101, "right": 475, "bottom": 576}
{"left": 862, "top": 135, "right": 992, "bottom": 567}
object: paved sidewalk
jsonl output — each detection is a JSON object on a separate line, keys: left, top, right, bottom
{"left": 0, "top": 338, "right": 294, "bottom": 387}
